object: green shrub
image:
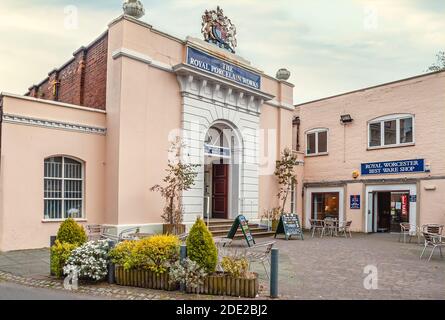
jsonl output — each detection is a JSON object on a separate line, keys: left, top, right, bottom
{"left": 50, "top": 240, "right": 77, "bottom": 278}
{"left": 109, "top": 240, "right": 137, "bottom": 269}
{"left": 56, "top": 218, "right": 87, "bottom": 245}
{"left": 186, "top": 217, "right": 217, "bottom": 273}
{"left": 110, "top": 235, "right": 180, "bottom": 274}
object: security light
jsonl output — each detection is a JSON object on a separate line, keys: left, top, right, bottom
{"left": 340, "top": 114, "right": 353, "bottom": 124}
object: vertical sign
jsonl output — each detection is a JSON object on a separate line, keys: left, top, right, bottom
{"left": 350, "top": 195, "right": 361, "bottom": 210}
{"left": 401, "top": 195, "right": 408, "bottom": 217}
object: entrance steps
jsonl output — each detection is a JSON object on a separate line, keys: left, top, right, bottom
{"left": 206, "top": 219, "right": 275, "bottom": 240}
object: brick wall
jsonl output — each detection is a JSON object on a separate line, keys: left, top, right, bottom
{"left": 26, "top": 32, "right": 108, "bottom": 110}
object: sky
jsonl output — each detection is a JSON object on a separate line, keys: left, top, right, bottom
{"left": 0, "top": 0, "right": 443, "bottom": 104}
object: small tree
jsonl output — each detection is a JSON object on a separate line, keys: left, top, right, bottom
{"left": 274, "top": 148, "right": 299, "bottom": 214}
{"left": 186, "top": 217, "right": 218, "bottom": 273}
{"left": 151, "top": 137, "right": 199, "bottom": 227}
{"left": 426, "top": 51, "right": 445, "bottom": 72}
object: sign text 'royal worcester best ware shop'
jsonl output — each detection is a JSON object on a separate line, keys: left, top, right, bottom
{"left": 186, "top": 47, "right": 261, "bottom": 90}
{"left": 361, "top": 159, "right": 425, "bottom": 175}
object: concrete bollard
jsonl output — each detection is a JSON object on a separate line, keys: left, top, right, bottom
{"left": 270, "top": 248, "right": 279, "bottom": 298}
{"left": 180, "top": 245, "right": 187, "bottom": 292}
{"left": 107, "top": 240, "right": 116, "bottom": 284}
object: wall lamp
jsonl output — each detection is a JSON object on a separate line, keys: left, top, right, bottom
{"left": 340, "top": 114, "right": 353, "bottom": 124}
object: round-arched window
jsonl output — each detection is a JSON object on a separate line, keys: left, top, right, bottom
{"left": 44, "top": 156, "right": 83, "bottom": 220}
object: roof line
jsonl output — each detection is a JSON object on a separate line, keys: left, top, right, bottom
{"left": 295, "top": 69, "right": 445, "bottom": 107}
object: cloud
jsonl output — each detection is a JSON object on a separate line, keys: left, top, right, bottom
{"left": 0, "top": 0, "right": 443, "bottom": 103}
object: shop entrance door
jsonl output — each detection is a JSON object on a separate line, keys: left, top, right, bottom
{"left": 373, "top": 191, "right": 410, "bottom": 233}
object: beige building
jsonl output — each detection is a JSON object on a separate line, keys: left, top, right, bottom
{"left": 0, "top": 8, "right": 444, "bottom": 251}
{"left": 295, "top": 70, "right": 445, "bottom": 234}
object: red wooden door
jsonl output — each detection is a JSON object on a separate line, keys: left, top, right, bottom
{"left": 212, "top": 164, "right": 229, "bottom": 219}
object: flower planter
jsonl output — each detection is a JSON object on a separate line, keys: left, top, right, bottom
{"left": 163, "top": 224, "right": 186, "bottom": 235}
{"left": 114, "top": 266, "right": 177, "bottom": 291}
{"left": 186, "top": 273, "right": 259, "bottom": 298}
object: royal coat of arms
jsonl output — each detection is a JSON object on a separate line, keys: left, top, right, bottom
{"left": 201, "top": 6, "right": 237, "bottom": 53}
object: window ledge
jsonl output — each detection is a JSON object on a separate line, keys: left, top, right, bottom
{"left": 42, "top": 219, "right": 87, "bottom": 223}
{"left": 367, "top": 143, "right": 415, "bottom": 151}
{"left": 305, "top": 152, "right": 329, "bottom": 158}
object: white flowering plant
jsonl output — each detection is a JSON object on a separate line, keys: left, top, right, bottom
{"left": 63, "top": 240, "right": 110, "bottom": 281}
{"left": 168, "top": 258, "right": 207, "bottom": 289}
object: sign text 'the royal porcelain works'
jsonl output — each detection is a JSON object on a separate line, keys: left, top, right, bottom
{"left": 186, "top": 47, "right": 261, "bottom": 90}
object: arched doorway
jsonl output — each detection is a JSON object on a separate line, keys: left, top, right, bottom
{"left": 203, "top": 121, "right": 242, "bottom": 220}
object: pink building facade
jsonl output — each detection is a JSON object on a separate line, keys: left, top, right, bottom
{"left": 0, "top": 12, "right": 444, "bottom": 251}
{"left": 296, "top": 71, "right": 445, "bottom": 234}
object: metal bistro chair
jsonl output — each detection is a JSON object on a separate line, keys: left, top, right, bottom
{"left": 422, "top": 224, "right": 444, "bottom": 236}
{"left": 245, "top": 241, "right": 276, "bottom": 280}
{"left": 309, "top": 219, "right": 325, "bottom": 238}
{"left": 338, "top": 221, "right": 352, "bottom": 238}
{"left": 399, "top": 223, "right": 416, "bottom": 243}
{"left": 323, "top": 218, "right": 338, "bottom": 237}
{"left": 100, "top": 226, "right": 143, "bottom": 243}
{"left": 86, "top": 224, "right": 104, "bottom": 241}
{"left": 420, "top": 232, "right": 444, "bottom": 262}
{"left": 215, "top": 237, "right": 235, "bottom": 272}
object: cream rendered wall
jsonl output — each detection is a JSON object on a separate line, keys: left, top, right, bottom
{"left": 419, "top": 180, "right": 445, "bottom": 226}
{"left": 345, "top": 183, "right": 363, "bottom": 232}
{"left": 107, "top": 17, "right": 183, "bottom": 227}
{"left": 0, "top": 96, "right": 106, "bottom": 251}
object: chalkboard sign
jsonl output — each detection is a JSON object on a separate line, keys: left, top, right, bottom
{"left": 227, "top": 215, "right": 256, "bottom": 247}
{"left": 274, "top": 214, "right": 304, "bottom": 240}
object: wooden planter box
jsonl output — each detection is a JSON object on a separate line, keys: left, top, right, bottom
{"left": 186, "top": 273, "right": 259, "bottom": 298}
{"left": 114, "top": 266, "right": 177, "bottom": 291}
{"left": 163, "top": 224, "right": 186, "bottom": 235}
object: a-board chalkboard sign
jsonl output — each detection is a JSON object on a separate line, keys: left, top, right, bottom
{"left": 227, "top": 215, "right": 256, "bottom": 247}
{"left": 274, "top": 214, "right": 304, "bottom": 240}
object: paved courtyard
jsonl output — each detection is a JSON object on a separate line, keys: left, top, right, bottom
{"left": 0, "top": 232, "right": 444, "bottom": 300}
{"left": 257, "top": 232, "right": 445, "bottom": 300}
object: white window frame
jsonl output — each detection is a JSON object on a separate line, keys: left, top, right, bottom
{"left": 43, "top": 156, "right": 85, "bottom": 221}
{"left": 368, "top": 114, "right": 415, "bottom": 150}
{"left": 305, "top": 128, "right": 329, "bottom": 156}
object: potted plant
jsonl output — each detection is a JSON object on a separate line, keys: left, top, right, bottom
{"left": 151, "top": 137, "right": 199, "bottom": 235}
{"left": 274, "top": 148, "right": 299, "bottom": 216}
{"left": 261, "top": 207, "right": 282, "bottom": 231}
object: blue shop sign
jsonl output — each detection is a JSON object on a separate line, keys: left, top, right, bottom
{"left": 186, "top": 47, "right": 261, "bottom": 90}
{"left": 350, "top": 195, "right": 361, "bottom": 209}
{"left": 361, "top": 159, "right": 425, "bottom": 175}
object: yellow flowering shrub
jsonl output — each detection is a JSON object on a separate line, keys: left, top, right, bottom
{"left": 50, "top": 240, "right": 78, "bottom": 278}
{"left": 108, "top": 240, "right": 137, "bottom": 270}
{"left": 110, "top": 235, "right": 180, "bottom": 274}
{"left": 221, "top": 256, "right": 249, "bottom": 279}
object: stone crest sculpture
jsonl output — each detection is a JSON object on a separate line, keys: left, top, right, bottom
{"left": 201, "top": 6, "right": 237, "bottom": 53}
{"left": 123, "top": 0, "right": 145, "bottom": 19}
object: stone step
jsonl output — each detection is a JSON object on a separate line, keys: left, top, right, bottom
{"left": 211, "top": 227, "right": 272, "bottom": 238}
{"left": 208, "top": 224, "right": 259, "bottom": 231}
{"left": 231, "top": 231, "right": 276, "bottom": 240}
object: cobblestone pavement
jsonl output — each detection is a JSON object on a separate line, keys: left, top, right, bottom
{"left": 0, "top": 233, "right": 444, "bottom": 300}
